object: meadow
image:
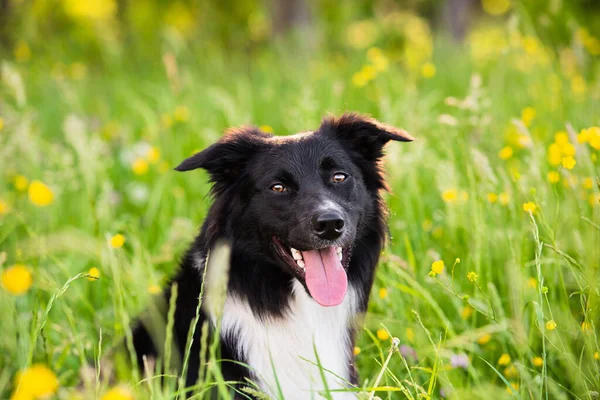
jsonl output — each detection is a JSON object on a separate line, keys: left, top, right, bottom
{"left": 1, "top": 3, "right": 600, "bottom": 399}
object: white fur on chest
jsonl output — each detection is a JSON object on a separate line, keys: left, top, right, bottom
{"left": 218, "top": 280, "right": 358, "bottom": 399}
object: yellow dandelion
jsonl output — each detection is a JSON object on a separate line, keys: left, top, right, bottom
{"left": 259, "top": 125, "right": 274, "bottom": 133}
{"left": 522, "top": 202, "right": 537, "bottom": 213}
{"left": 589, "top": 194, "right": 600, "bottom": 207}
{"left": 498, "top": 353, "right": 511, "bottom": 366}
{"left": 578, "top": 128, "right": 590, "bottom": 143}
{"left": 406, "top": 328, "right": 415, "bottom": 342}
{"left": 376, "top": 329, "right": 390, "bottom": 341}
{"left": 504, "top": 364, "right": 518, "bottom": 378}
{"left": 353, "top": 346, "right": 361, "bottom": 356}
{"left": 499, "top": 192, "right": 510, "bottom": 205}
{"left": 148, "top": 284, "right": 161, "bottom": 294}
{"left": 421, "top": 62, "right": 436, "bottom": 78}
{"left": 477, "top": 333, "right": 492, "bottom": 345}
{"left": 28, "top": 180, "right": 54, "bottom": 207}
{"left": 487, "top": 193, "right": 498, "bottom": 203}
{"left": 532, "top": 356, "right": 543, "bottom": 367}
{"left": 467, "top": 271, "right": 478, "bottom": 282}
{"left": 594, "top": 352, "right": 599, "bottom": 360}
{"left": 507, "top": 381, "right": 519, "bottom": 393}
{"left": 12, "top": 365, "right": 59, "bottom": 399}
{"left": 562, "top": 156, "right": 576, "bottom": 170}
{"left": 63, "top": 0, "right": 117, "bottom": 21}
{"left": 1, "top": 264, "right": 33, "bottom": 295}
{"left": 101, "top": 385, "right": 134, "bottom": 400}
{"left": 174, "top": 105, "right": 190, "bottom": 122}
{"left": 461, "top": 306, "right": 473, "bottom": 320}
{"left": 561, "top": 143, "right": 576, "bottom": 157}
{"left": 582, "top": 178, "right": 594, "bottom": 190}
{"left": 547, "top": 171, "right": 560, "bottom": 184}
{"left": 87, "top": 267, "right": 100, "bottom": 281}
{"left": 110, "top": 234, "right": 126, "bottom": 249}
{"left": 521, "top": 107, "right": 536, "bottom": 127}
{"left": 132, "top": 158, "right": 149, "bottom": 175}
{"left": 146, "top": 147, "right": 161, "bottom": 164}
{"left": 498, "top": 146, "right": 513, "bottom": 160}
{"left": 14, "top": 175, "right": 29, "bottom": 191}
{"left": 378, "top": 288, "right": 388, "bottom": 299}
{"left": 588, "top": 127, "right": 600, "bottom": 149}
{"left": 441, "top": 189, "right": 457, "bottom": 203}
{"left": 547, "top": 143, "right": 562, "bottom": 166}
{"left": 352, "top": 71, "right": 369, "bottom": 88}
{"left": 0, "top": 199, "right": 10, "bottom": 215}
{"left": 545, "top": 320, "right": 557, "bottom": 331}
{"left": 367, "top": 47, "right": 389, "bottom": 72}
{"left": 554, "top": 131, "right": 570, "bottom": 146}
{"left": 482, "top": 0, "right": 511, "bottom": 15}
{"left": 526, "top": 277, "right": 537, "bottom": 289}
{"left": 431, "top": 260, "right": 444, "bottom": 275}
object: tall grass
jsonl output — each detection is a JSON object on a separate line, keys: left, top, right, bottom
{"left": 1, "top": 9, "right": 599, "bottom": 400}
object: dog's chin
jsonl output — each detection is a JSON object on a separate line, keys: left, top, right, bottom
{"left": 272, "top": 237, "right": 352, "bottom": 307}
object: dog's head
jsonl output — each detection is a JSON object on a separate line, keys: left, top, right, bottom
{"left": 176, "top": 113, "right": 414, "bottom": 307}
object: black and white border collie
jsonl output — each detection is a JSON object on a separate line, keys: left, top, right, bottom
{"left": 132, "top": 112, "right": 414, "bottom": 398}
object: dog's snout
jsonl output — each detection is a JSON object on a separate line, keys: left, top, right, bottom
{"left": 311, "top": 212, "right": 344, "bottom": 240}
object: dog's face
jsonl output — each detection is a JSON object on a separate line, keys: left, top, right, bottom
{"left": 176, "top": 113, "right": 413, "bottom": 307}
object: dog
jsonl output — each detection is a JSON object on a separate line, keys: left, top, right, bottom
{"left": 132, "top": 112, "right": 414, "bottom": 398}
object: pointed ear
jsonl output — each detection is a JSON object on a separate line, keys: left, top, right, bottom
{"left": 317, "top": 112, "right": 414, "bottom": 161}
{"left": 175, "top": 127, "right": 270, "bottom": 181}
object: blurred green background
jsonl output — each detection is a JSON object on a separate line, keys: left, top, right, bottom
{"left": 1, "top": 0, "right": 600, "bottom": 399}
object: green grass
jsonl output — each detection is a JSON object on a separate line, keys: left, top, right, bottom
{"left": 1, "top": 12, "right": 600, "bottom": 400}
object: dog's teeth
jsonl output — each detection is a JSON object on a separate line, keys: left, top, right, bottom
{"left": 338, "top": 253, "right": 343, "bottom": 261}
{"left": 336, "top": 247, "right": 342, "bottom": 254}
{"left": 297, "top": 259, "right": 305, "bottom": 269}
{"left": 291, "top": 248, "right": 302, "bottom": 260}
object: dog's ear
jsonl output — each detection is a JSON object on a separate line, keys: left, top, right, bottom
{"left": 175, "top": 127, "right": 270, "bottom": 181}
{"left": 318, "top": 112, "right": 414, "bottom": 161}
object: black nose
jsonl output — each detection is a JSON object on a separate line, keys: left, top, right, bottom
{"left": 311, "top": 212, "right": 344, "bottom": 240}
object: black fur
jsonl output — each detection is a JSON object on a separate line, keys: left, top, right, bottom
{"left": 132, "top": 112, "right": 413, "bottom": 397}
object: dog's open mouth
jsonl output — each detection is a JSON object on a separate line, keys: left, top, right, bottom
{"left": 273, "top": 238, "right": 349, "bottom": 307}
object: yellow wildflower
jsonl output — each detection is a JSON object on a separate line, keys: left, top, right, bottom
{"left": 14, "top": 40, "right": 31, "bottom": 62}
{"left": 582, "top": 178, "right": 594, "bottom": 190}
{"left": 441, "top": 189, "right": 457, "bottom": 203}
{"left": 498, "top": 146, "right": 513, "bottom": 160}
{"left": 148, "top": 284, "right": 161, "bottom": 294}
{"left": 87, "top": 267, "right": 100, "bottom": 281}
{"left": 499, "top": 192, "right": 510, "bottom": 205}
{"left": 353, "top": 346, "right": 361, "bottom": 356}
{"left": 547, "top": 143, "right": 562, "bottom": 166}
{"left": 376, "top": 329, "right": 390, "bottom": 341}
{"left": 554, "top": 131, "right": 569, "bottom": 146}
{"left": 28, "top": 180, "right": 54, "bottom": 207}
{"left": 132, "top": 158, "right": 149, "bottom": 175}
{"left": 477, "top": 333, "right": 492, "bottom": 345}
{"left": 581, "top": 321, "right": 592, "bottom": 332}
{"left": 482, "top": 0, "right": 510, "bottom": 15}
{"left": 522, "top": 202, "right": 537, "bottom": 213}
{"left": 546, "top": 320, "right": 557, "bottom": 331}
{"left": 594, "top": 352, "right": 599, "bottom": 360}
{"left": 101, "top": 385, "right": 134, "bottom": 400}
{"left": 174, "top": 105, "right": 189, "bottom": 122}
{"left": 561, "top": 143, "right": 576, "bottom": 157}
{"left": 571, "top": 75, "right": 586, "bottom": 94}
{"left": 1, "top": 264, "right": 33, "bottom": 295}
{"left": 422, "top": 219, "right": 433, "bottom": 231}
{"left": 110, "top": 234, "right": 126, "bottom": 249}
{"left": 578, "top": 128, "right": 590, "bottom": 143}
{"left": 378, "top": 288, "right": 388, "bottom": 299}
{"left": 504, "top": 365, "right": 518, "bottom": 378}
{"left": 467, "top": 271, "right": 478, "bottom": 282}
{"left": 14, "top": 175, "right": 29, "bottom": 191}
{"left": 498, "top": 353, "right": 511, "bottom": 366}
{"left": 367, "top": 47, "right": 389, "bottom": 72}
{"left": 521, "top": 107, "right": 536, "bottom": 127}
{"left": 562, "top": 156, "right": 576, "bottom": 170}
{"left": 590, "top": 194, "right": 600, "bottom": 207}
{"left": 406, "top": 328, "right": 415, "bottom": 342}
{"left": 146, "top": 147, "right": 161, "bottom": 164}
{"left": 507, "top": 381, "right": 519, "bottom": 393}
{"left": 421, "top": 62, "right": 436, "bottom": 78}
{"left": 0, "top": 199, "right": 10, "bottom": 215}
{"left": 431, "top": 260, "right": 444, "bottom": 275}
{"left": 12, "top": 364, "right": 59, "bottom": 399}
{"left": 487, "top": 193, "right": 498, "bottom": 203}
{"left": 547, "top": 171, "right": 560, "bottom": 184}
{"left": 0, "top": 116, "right": 4, "bottom": 130}
{"left": 589, "top": 127, "right": 600, "bottom": 149}
{"left": 532, "top": 356, "right": 543, "bottom": 367}
{"left": 259, "top": 125, "right": 274, "bottom": 133}
{"left": 461, "top": 306, "right": 473, "bottom": 320}
{"left": 527, "top": 277, "right": 537, "bottom": 289}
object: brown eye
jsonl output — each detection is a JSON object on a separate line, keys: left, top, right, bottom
{"left": 332, "top": 173, "right": 347, "bottom": 183}
{"left": 271, "top": 183, "right": 286, "bottom": 193}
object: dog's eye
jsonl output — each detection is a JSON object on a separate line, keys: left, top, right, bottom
{"left": 270, "top": 183, "right": 287, "bottom": 193}
{"left": 332, "top": 173, "right": 347, "bottom": 183}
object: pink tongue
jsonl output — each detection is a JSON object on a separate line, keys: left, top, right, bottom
{"left": 302, "top": 247, "right": 348, "bottom": 307}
